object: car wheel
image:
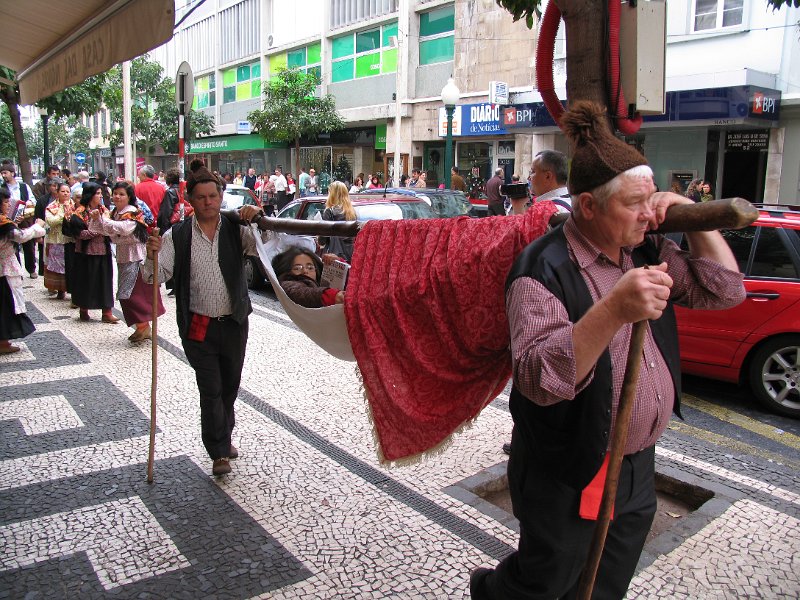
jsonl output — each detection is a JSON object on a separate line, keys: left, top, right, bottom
{"left": 748, "top": 335, "right": 800, "bottom": 418}
{"left": 244, "top": 256, "right": 265, "bottom": 290}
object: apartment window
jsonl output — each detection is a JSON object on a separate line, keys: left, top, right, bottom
{"left": 693, "top": 0, "right": 743, "bottom": 31}
{"left": 330, "top": 0, "right": 398, "bottom": 30}
{"left": 419, "top": 5, "right": 455, "bottom": 65}
{"left": 287, "top": 42, "right": 323, "bottom": 81}
{"left": 331, "top": 22, "right": 398, "bottom": 83}
{"left": 101, "top": 110, "right": 107, "bottom": 136}
{"left": 92, "top": 114, "right": 99, "bottom": 137}
{"left": 193, "top": 73, "right": 217, "bottom": 109}
{"left": 222, "top": 61, "right": 261, "bottom": 104}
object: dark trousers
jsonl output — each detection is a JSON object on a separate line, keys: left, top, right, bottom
{"left": 485, "top": 436, "right": 657, "bottom": 600}
{"left": 16, "top": 240, "right": 36, "bottom": 274}
{"left": 182, "top": 317, "right": 249, "bottom": 460}
{"left": 276, "top": 190, "right": 288, "bottom": 211}
{"left": 487, "top": 202, "right": 505, "bottom": 216}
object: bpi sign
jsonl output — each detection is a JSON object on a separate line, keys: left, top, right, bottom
{"left": 750, "top": 90, "right": 779, "bottom": 119}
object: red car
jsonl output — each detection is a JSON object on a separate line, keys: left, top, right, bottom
{"left": 674, "top": 204, "right": 800, "bottom": 418}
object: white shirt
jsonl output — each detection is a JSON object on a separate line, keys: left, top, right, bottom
{"left": 536, "top": 186, "right": 571, "bottom": 213}
{"left": 271, "top": 174, "right": 287, "bottom": 192}
{"left": 2, "top": 180, "right": 34, "bottom": 217}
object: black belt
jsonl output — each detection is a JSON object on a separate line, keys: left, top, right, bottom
{"left": 212, "top": 315, "right": 232, "bottom": 321}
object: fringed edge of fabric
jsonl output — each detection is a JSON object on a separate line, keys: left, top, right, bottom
{"left": 357, "top": 361, "right": 509, "bottom": 468}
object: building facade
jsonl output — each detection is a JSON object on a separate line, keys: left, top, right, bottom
{"left": 111, "top": 0, "right": 796, "bottom": 201}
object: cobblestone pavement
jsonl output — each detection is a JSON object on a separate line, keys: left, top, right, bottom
{"left": 1, "top": 281, "right": 799, "bottom": 599}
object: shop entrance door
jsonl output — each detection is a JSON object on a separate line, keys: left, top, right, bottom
{"left": 721, "top": 130, "right": 769, "bottom": 203}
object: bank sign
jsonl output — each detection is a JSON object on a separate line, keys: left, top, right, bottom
{"left": 439, "top": 102, "right": 560, "bottom": 137}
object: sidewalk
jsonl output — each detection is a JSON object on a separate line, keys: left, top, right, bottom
{"left": 1, "top": 282, "right": 798, "bottom": 598}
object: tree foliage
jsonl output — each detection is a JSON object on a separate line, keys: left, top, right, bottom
{"left": 102, "top": 54, "right": 213, "bottom": 155}
{"left": 248, "top": 68, "right": 345, "bottom": 177}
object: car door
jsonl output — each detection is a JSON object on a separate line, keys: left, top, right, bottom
{"left": 676, "top": 225, "right": 800, "bottom": 368}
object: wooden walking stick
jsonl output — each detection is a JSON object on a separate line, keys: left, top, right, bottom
{"left": 576, "top": 319, "right": 647, "bottom": 600}
{"left": 147, "top": 228, "right": 160, "bottom": 484}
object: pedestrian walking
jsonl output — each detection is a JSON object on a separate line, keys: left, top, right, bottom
{"left": 469, "top": 101, "right": 746, "bottom": 600}
{"left": 89, "top": 181, "right": 165, "bottom": 342}
{"left": 141, "top": 159, "right": 264, "bottom": 477}
{"left": 0, "top": 188, "right": 46, "bottom": 353}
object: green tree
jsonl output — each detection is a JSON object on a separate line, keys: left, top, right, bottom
{"left": 248, "top": 68, "right": 345, "bottom": 181}
{"left": 0, "top": 66, "right": 106, "bottom": 183}
{"left": 103, "top": 55, "right": 214, "bottom": 157}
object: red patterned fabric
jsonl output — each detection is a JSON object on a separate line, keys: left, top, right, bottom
{"left": 345, "top": 203, "right": 558, "bottom": 462}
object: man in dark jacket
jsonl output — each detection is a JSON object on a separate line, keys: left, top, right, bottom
{"left": 142, "top": 160, "right": 263, "bottom": 477}
{"left": 470, "top": 101, "right": 745, "bottom": 600}
{"left": 485, "top": 167, "right": 505, "bottom": 216}
{"left": 450, "top": 166, "right": 466, "bottom": 192}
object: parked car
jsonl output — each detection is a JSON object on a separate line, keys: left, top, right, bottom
{"left": 222, "top": 184, "right": 260, "bottom": 210}
{"left": 355, "top": 187, "right": 472, "bottom": 218}
{"left": 244, "top": 194, "right": 437, "bottom": 289}
{"left": 674, "top": 203, "right": 800, "bottom": 417}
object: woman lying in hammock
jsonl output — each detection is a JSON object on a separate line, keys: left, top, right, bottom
{"left": 272, "top": 245, "right": 345, "bottom": 308}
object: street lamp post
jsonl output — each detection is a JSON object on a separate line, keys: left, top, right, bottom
{"left": 441, "top": 78, "right": 460, "bottom": 189}
{"left": 38, "top": 107, "right": 49, "bottom": 172}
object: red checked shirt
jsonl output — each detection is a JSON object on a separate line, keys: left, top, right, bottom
{"left": 506, "top": 217, "right": 745, "bottom": 455}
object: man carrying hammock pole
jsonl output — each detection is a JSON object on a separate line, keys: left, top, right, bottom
{"left": 142, "top": 160, "right": 264, "bottom": 477}
{"left": 469, "top": 101, "right": 746, "bottom": 599}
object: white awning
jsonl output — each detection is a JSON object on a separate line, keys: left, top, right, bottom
{"left": 1, "top": 0, "right": 175, "bottom": 104}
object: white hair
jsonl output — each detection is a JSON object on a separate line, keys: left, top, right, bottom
{"left": 571, "top": 164, "right": 653, "bottom": 214}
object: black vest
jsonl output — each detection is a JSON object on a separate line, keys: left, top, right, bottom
{"left": 505, "top": 225, "right": 681, "bottom": 490}
{"left": 171, "top": 214, "right": 252, "bottom": 340}
{"left": 2, "top": 180, "right": 28, "bottom": 201}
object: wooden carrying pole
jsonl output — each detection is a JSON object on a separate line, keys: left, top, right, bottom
{"left": 147, "top": 229, "right": 160, "bottom": 484}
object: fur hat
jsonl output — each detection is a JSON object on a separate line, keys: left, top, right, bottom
{"left": 560, "top": 101, "right": 648, "bottom": 195}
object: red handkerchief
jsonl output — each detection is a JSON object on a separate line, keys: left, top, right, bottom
{"left": 188, "top": 313, "right": 211, "bottom": 342}
{"left": 580, "top": 454, "right": 614, "bottom": 521}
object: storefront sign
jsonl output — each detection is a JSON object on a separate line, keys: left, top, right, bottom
{"left": 438, "top": 106, "right": 462, "bottom": 136}
{"left": 726, "top": 130, "right": 770, "bottom": 151}
{"left": 236, "top": 120, "right": 251, "bottom": 135}
{"left": 750, "top": 89, "right": 779, "bottom": 119}
{"left": 375, "top": 123, "right": 386, "bottom": 150}
{"left": 187, "top": 134, "right": 284, "bottom": 153}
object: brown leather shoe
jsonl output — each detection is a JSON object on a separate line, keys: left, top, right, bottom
{"left": 129, "top": 325, "right": 151, "bottom": 342}
{"left": 212, "top": 458, "right": 231, "bottom": 476}
{"left": 229, "top": 444, "right": 239, "bottom": 459}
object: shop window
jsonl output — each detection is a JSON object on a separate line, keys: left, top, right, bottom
{"left": 193, "top": 73, "right": 216, "bottom": 109}
{"left": 286, "top": 43, "right": 323, "bottom": 81}
{"left": 692, "top": 0, "right": 743, "bottom": 32}
{"left": 419, "top": 5, "right": 454, "bottom": 65}
{"left": 222, "top": 61, "right": 261, "bottom": 104}
{"left": 331, "top": 22, "right": 398, "bottom": 83}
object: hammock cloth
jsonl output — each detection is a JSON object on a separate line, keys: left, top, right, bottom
{"left": 255, "top": 202, "right": 557, "bottom": 463}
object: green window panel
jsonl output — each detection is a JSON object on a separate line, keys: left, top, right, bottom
{"left": 356, "top": 28, "right": 380, "bottom": 53}
{"left": 197, "top": 77, "right": 208, "bottom": 92}
{"left": 288, "top": 49, "right": 306, "bottom": 68}
{"left": 192, "top": 96, "right": 199, "bottom": 109}
{"left": 382, "top": 22, "right": 398, "bottom": 47}
{"left": 420, "top": 5, "right": 455, "bottom": 37}
{"left": 332, "top": 35, "right": 354, "bottom": 59}
{"left": 237, "top": 65, "right": 251, "bottom": 82}
{"left": 251, "top": 63, "right": 260, "bottom": 79}
{"left": 307, "top": 42, "right": 321, "bottom": 64}
{"left": 269, "top": 53, "right": 288, "bottom": 75}
{"left": 307, "top": 65, "right": 322, "bottom": 81}
{"left": 251, "top": 79, "right": 261, "bottom": 98}
{"left": 222, "top": 68, "right": 236, "bottom": 86}
{"left": 207, "top": 73, "right": 215, "bottom": 89}
{"left": 355, "top": 53, "right": 381, "bottom": 78}
{"left": 236, "top": 82, "right": 251, "bottom": 101}
{"left": 209, "top": 91, "right": 216, "bottom": 106}
{"left": 331, "top": 59, "right": 353, "bottom": 82}
{"left": 419, "top": 35, "right": 454, "bottom": 65}
{"left": 381, "top": 48, "right": 397, "bottom": 74}
{"left": 223, "top": 86, "right": 236, "bottom": 104}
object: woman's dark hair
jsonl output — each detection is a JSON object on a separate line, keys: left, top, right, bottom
{"left": 165, "top": 167, "right": 180, "bottom": 186}
{"left": 79, "top": 182, "right": 102, "bottom": 207}
{"left": 111, "top": 181, "right": 137, "bottom": 206}
{"left": 272, "top": 246, "right": 323, "bottom": 284}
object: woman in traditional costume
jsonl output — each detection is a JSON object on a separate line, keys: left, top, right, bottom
{"left": 89, "top": 181, "right": 164, "bottom": 342}
{"left": 67, "top": 182, "right": 119, "bottom": 323}
{"left": 43, "top": 182, "right": 73, "bottom": 299}
{"left": 0, "top": 189, "right": 46, "bottom": 353}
